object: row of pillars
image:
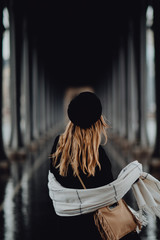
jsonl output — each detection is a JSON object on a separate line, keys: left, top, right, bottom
{"left": 1, "top": 0, "right": 160, "bottom": 167}
{"left": 0, "top": 3, "right": 64, "bottom": 167}
{"left": 98, "top": 0, "right": 160, "bottom": 163}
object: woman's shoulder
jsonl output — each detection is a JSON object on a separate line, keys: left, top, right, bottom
{"left": 99, "top": 145, "right": 111, "bottom": 166}
{"left": 50, "top": 135, "right": 60, "bottom": 154}
{"left": 49, "top": 135, "right": 61, "bottom": 173}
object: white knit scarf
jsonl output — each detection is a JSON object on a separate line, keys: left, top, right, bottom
{"left": 48, "top": 160, "right": 160, "bottom": 223}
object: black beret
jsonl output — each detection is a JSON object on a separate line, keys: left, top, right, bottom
{"left": 67, "top": 92, "right": 102, "bottom": 129}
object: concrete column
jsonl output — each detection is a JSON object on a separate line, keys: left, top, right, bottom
{"left": 112, "top": 63, "right": 117, "bottom": 133}
{"left": 32, "top": 48, "right": 39, "bottom": 140}
{"left": 139, "top": 4, "right": 148, "bottom": 147}
{"left": 108, "top": 73, "right": 113, "bottom": 125}
{"left": 21, "top": 20, "right": 31, "bottom": 146}
{"left": 9, "top": 4, "right": 23, "bottom": 150}
{"left": 152, "top": 0, "right": 160, "bottom": 158}
{"left": 49, "top": 81, "right": 54, "bottom": 128}
{"left": 127, "top": 24, "right": 139, "bottom": 144}
{"left": 118, "top": 43, "right": 127, "bottom": 138}
{"left": 0, "top": 4, "right": 8, "bottom": 165}
{"left": 99, "top": 78, "right": 108, "bottom": 119}
{"left": 115, "top": 61, "right": 121, "bottom": 135}
{"left": 53, "top": 90, "right": 58, "bottom": 125}
{"left": 38, "top": 66, "right": 46, "bottom": 135}
{"left": 50, "top": 82, "right": 54, "bottom": 129}
{"left": 105, "top": 76, "right": 112, "bottom": 123}
{"left": 119, "top": 49, "right": 126, "bottom": 137}
{"left": 45, "top": 75, "right": 51, "bottom": 131}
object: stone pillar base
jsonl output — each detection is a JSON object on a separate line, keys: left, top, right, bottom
{"left": 0, "top": 160, "right": 10, "bottom": 173}
{"left": 150, "top": 158, "right": 160, "bottom": 168}
{"left": 7, "top": 148, "right": 27, "bottom": 161}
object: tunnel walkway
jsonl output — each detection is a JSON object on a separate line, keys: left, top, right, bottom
{"left": 0, "top": 136, "right": 56, "bottom": 240}
{"left": 0, "top": 130, "right": 160, "bottom": 240}
{"left": 1, "top": 1, "right": 160, "bottom": 239}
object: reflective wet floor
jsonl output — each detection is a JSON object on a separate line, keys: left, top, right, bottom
{"left": 0, "top": 138, "right": 160, "bottom": 240}
{"left": 0, "top": 140, "right": 56, "bottom": 240}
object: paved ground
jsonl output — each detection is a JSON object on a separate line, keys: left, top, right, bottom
{"left": 0, "top": 136, "right": 160, "bottom": 240}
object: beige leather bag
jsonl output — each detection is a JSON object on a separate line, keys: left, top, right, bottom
{"left": 94, "top": 199, "right": 141, "bottom": 240}
{"left": 77, "top": 174, "right": 141, "bottom": 240}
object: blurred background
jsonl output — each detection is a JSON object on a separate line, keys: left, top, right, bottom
{"left": 0, "top": 0, "right": 160, "bottom": 239}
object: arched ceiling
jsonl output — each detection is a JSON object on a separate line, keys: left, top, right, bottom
{"left": 6, "top": 0, "right": 146, "bottom": 87}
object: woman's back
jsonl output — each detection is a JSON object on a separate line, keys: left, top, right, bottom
{"left": 50, "top": 135, "right": 114, "bottom": 189}
{"left": 50, "top": 135, "right": 114, "bottom": 240}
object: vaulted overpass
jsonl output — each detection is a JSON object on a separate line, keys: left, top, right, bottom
{"left": 0, "top": 0, "right": 160, "bottom": 169}
{"left": 0, "top": 0, "right": 160, "bottom": 165}
{"left": 1, "top": 1, "right": 160, "bottom": 239}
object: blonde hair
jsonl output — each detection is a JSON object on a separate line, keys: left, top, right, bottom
{"left": 51, "top": 115, "right": 109, "bottom": 177}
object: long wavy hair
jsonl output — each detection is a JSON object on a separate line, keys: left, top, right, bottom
{"left": 51, "top": 115, "right": 109, "bottom": 177}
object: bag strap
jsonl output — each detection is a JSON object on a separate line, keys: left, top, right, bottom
{"left": 77, "top": 174, "right": 86, "bottom": 189}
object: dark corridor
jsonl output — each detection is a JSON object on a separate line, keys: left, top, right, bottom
{"left": 1, "top": 1, "right": 160, "bottom": 239}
